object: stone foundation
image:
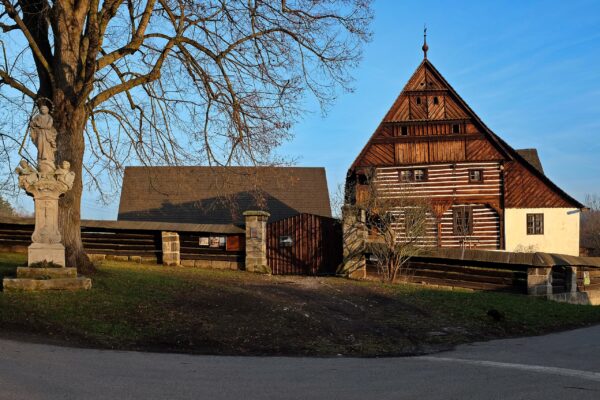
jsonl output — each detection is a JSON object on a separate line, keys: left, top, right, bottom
{"left": 180, "top": 259, "right": 242, "bottom": 270}
{"left": 88, "top": 254, "right": 157, "bottom": 264}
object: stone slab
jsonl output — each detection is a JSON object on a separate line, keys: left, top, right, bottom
{"left": 2, "top": 277, "right": 92, "bottom": 292}
{"left": 181, "top": 260, "right": 195, "bottom": 267}
{"left": 16, "top": 267, "right": 77, "bottom": 279}
{"left": 88, "top": 254, "right": 106, "bottom": 262}
{"left": 28, "top": 243, "right": 65, "bottom": 267}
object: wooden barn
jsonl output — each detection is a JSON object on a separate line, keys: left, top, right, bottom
{"left": 345, "top": 43, "right": 584, "bottom": 256}
{"left": 117, "top": 166, "right": 342, "bottom": 274}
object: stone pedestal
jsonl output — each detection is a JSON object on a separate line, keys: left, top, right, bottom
{"left": 3, "top": 267, "right": 91, "bottom": 292}
{"left": 3, "top": 156, "right": 91, "bottom": 292}
{"left": 243, "top": 210, "right": 270, "bottom": 273}
{"left": 28, "top": 243, "right": 65, "bottom": 267}
{"left": 340, "top": 205, "right": 367, "bottom": 279}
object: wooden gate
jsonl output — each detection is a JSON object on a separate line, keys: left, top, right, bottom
{"left": 266, "top": 213, "right": 342, "bottom": 275}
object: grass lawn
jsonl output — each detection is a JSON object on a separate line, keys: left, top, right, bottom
{"left": 1, "top": 251, "right": 600, "bottom": 356}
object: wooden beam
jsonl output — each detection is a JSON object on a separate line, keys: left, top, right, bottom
{"left": 372, "top": 134, "right": 484, "bottom": 144}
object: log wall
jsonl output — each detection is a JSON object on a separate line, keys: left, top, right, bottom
{"left": 0, "top": 221, "right": 242, "bottom": 264}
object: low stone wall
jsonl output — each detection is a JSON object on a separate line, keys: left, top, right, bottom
{"left": 88, "top": 254, "right": 158, "bottom": 264}
{"left": 180, "top": 259, "right": 243, "bottom": 270}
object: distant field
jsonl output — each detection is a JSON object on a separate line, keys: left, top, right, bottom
{"left": 1, "top": 252, "right": 600, "bottom": 356}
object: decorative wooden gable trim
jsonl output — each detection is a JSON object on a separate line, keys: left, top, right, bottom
{"left": 351, "top": 60, "right": 508, "bottom": 169}
{"left": 349, "top": 58, "right": 583, "bottom": 209}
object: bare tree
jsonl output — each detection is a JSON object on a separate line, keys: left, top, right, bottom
{"left": 358, "top": 170, "right": 431, "bottom": 283}
{"left": 582, "top": 193, "right": 600, "bottom": 256}
{"left": 0, "top": 195, "right": 15, "bottom": 217}
{"left": 330, "top": 181, "right": 346, "bottom": 221}
{"left": 0, "top": 0, "right": 372, "bottom": 270}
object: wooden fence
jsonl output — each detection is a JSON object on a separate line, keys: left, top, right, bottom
{"left": 577, "top": 268, "right": 600, "bottom": 292}
{"left": 0, "top": 219, "right": 244, "bottom": 264}
{"left": 267, "top": 213, "right": 342, "bottom": 275}
{"left": 366, "top": 248, "right": 600, "bottom": 294}
{"left": 367, "top": 255, "right": 528, "bottom": 292}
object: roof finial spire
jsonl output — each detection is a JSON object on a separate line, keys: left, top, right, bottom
{"left": 422, "top": 24, "right": 429, "bottom": 59}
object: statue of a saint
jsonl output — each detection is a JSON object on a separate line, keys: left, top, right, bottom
{"left": 30, "top": 104, "right": 58, "bottom": 172}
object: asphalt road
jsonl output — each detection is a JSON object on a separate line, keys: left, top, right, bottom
{"left": 1, "top": 325, "right": 600, "bottom": 400}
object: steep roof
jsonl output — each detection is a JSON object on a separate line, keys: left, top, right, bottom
{"left": 349, "top": 58, "right": 584, "bottom": 209}
{"left": 118, "top": 166, "right": 332, "bottom": 225}
{"left": 516, "top": 149, "right": 544, "bottom": 174}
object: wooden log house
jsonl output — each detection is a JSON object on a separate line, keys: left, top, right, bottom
{"left": 346, "top": 40, "right": 584, "bottom": 256}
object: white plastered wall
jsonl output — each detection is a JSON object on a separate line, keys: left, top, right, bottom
{"left": 504, "top": 208, "right": 580, "bottom": 256}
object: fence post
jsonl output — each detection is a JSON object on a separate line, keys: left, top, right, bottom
{"left": 567, "top": 266, "right": 578, "bottom": 299}
{"left": 161, "top": 231, "right": 180, "bottom": 266}
{"left": 243, "top": 211, "right": 270, "bottom": 273}
{"left": 527, "top": 267, "right": 552, "bottom": 297}
{"left": 340, "top": 205, "right": 367, "bottom": 279}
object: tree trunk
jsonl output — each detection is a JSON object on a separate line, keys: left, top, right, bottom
{"left": 54, "top": 99, "right": 94, "bottom": 273}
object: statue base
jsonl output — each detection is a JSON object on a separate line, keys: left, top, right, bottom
{"left": 28, "top": 243, "right": 65, "bottom": 267}
{"left": 2, "top": 267, "right": 91, "bottom": 292}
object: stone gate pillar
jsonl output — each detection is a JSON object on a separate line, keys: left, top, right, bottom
{"left": 340, "top": 205, "right": 367, "bottom": 279}
{"left": 527, "top": 267, "right": 552, "bottom": 297}
{"left": 243, "top": 210, "right": 270, "bottom": 273}
{"left": 161, "top": 232, "right": 180, "bottom": 266}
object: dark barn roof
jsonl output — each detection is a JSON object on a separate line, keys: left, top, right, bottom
{"left": 516, "top": 148, "right": 544, "bottom": 174}
{"left": 118, "top": 166, "right": 332, "bottom": 225}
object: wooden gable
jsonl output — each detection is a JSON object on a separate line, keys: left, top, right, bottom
{"left": 352, "top": 60, "right": 504, "bottom": 168}
{"left": 349, "top": 59, "right": 583, "bottom": 209}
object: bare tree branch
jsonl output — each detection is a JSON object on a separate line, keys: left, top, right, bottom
{"left": 0, "top": 68, "right": 35, "bottom": 98}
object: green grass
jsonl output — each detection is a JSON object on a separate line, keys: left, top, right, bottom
{"left": 1, "top": 251, "right": 600, "bottom": 356}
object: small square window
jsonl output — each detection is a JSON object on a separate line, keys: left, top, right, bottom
{"left": 469, "top": 169, "right": 483, "bottom": 183}
{"left": 413, "top": 169, "right": 427, "bottom": 182}
{"left": 279, "top": 235, "right": 293, "bottom": 247}
{"left": 527, "top": 214, "right": 544, "bottom": 235}
{"left": 416, "top": 97, "right": 421, "bottom": 105}
{"left": 452, "top": 124, "right": 460, "bottom": 134}
{"left": 433, "top": 96, "right": 439, "bottom": 105}
{"left": 401, "top": 126, "right": 408, "bottom": 136}
{"left": 400, "top": 170, "right": 412, "bottom": 182}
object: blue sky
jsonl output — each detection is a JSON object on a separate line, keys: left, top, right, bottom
{"left": 64, "top": 0, "right": 600, "bottom": 219}
{"left": 280, "top": 0, "right": 600, "bottom": 208}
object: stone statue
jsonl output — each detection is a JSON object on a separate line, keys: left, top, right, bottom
{"left": 2, "top": 102, "right": 91, "bottom": 291}
{"left": 15, "top": 160, "right": 38, "bottom": 188}
{"left": 13, "top": 102, "right": 77, "bottom": 266}
{"left": 55, "top": 161, "right": 75, "bottom": 190}
{"left": 29, "top": 104, "right": 58, "bottom": 173}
